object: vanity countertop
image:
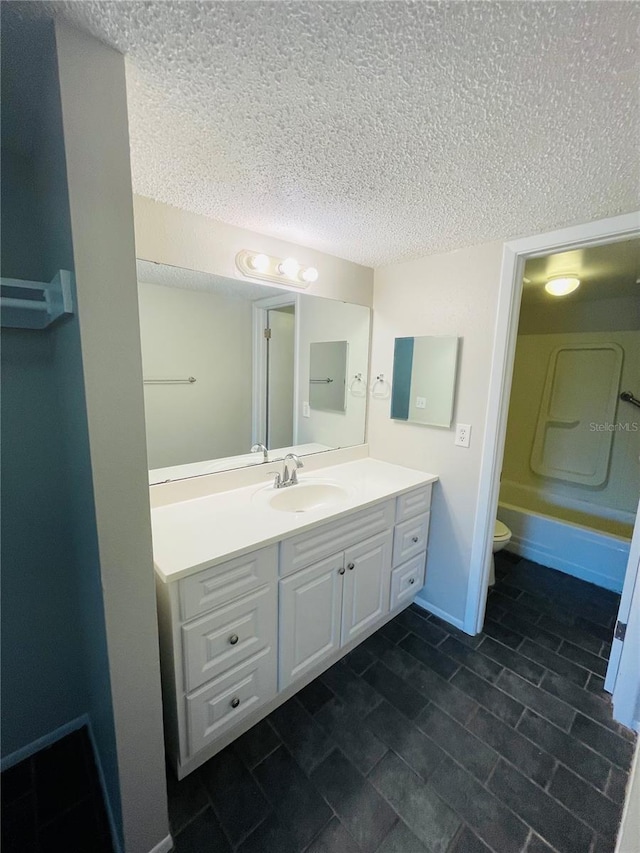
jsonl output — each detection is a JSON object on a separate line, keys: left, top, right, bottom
{"left": 151, "top": 457, "right": 438, "bottom": 583}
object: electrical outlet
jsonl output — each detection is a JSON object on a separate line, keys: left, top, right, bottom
{"left": 415, "top": 396, "right": 426, "bottom": 409}
{"left": 303, "top": 402, "right": 311, "bottom": 418}
{"left": 455, "top": 423, "right": 471, "bottom": 448}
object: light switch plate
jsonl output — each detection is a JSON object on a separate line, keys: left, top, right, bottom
{"left": 303, "top": 402, "right": 311, "bottom": 418}
{"left": 455, "top": 423, "right": 471, "bottom": 447}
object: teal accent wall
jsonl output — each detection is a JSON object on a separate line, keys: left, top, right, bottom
{"left": 1, "top": 10, "right": 122, "bottom": 844}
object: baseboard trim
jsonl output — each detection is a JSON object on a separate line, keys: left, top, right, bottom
{"left": 148, "top": 833, "right": 174, "bottom": 853}
{"left": 510, "top": 535, "right": 624, "bottom": 593}
{"left": 413, "top": 596, "right": 465, "bottom": 631}
{"left": 84, "top": 723, "right": 123, "bottom": 853}
{"left": 1, "top": 715, "right": 123, "bottom": 853}
{"left": 1, "top": 714, "right": 90, "bottom": 772}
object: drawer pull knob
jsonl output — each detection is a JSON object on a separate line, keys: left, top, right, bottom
{"left": 412, "top": 536, "right": 419, "bottom": 543}
{"left": 409, "top": 578, "right": 416, "bottom": 585}
{"left": 338, "top": 567, "right": 346, "bottom": 575}
{"left": 347, "top": 562, "right": 355, "bottom": 571}
{"left": 230, "top": 697, "right": 240, "bottom": 709}
{"left": 229, "top": 634, "right": 239, "bottom": 645}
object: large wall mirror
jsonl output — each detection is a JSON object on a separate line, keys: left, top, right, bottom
{"left": 137, "top": 261, "right": 371, "bottom": 483}
{"left": 390, "top": 335, "right": 459, "bottom": 428}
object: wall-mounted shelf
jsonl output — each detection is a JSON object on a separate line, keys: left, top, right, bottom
{"left": 1, "top": 270, "right": 74, "bottom": 329}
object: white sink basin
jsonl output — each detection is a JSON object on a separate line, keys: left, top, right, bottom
{"left": 256, "top": 480, "right": 352, "bottom": 513}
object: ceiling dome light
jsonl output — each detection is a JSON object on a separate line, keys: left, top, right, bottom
{"left": 301, "top": 266, "right": 319, "bottom": 284}
{"left": 249, "top": 253, "right": 270, "bottom": 273}
{"left": 545, "top": 276, "right": 580, "bottom": 297}
{"left": 278, "top": 257, "right": 300, "bottom": 279}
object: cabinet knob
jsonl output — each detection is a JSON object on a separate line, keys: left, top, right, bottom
{"left": 229, "top": 634, "right": 239, "bottom": 645}
{"left": 347, "top": 562, "right": 355, "bottom": 571}
{"left": 338, "top": 567, "right": 346, "bottom": 575}
{"left": 409, "top": 578, "right": 416, "bottom": 585}
{"left": 412, "top": 536, "right": 419, "bottom": 543}
{"left": 230, "top": 697, "right": 240, "bottom": 709}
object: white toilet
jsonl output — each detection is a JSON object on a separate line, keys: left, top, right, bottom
{"left": 489, "top": 520, "right": 512, "bottom": 586}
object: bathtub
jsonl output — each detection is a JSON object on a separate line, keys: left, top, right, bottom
{"left": 498, "top": 481, "right": 634, "bottom": 593}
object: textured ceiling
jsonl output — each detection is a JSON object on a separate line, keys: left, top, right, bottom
{"left": 40, "top": 2, "right": 640, "bottom": 265}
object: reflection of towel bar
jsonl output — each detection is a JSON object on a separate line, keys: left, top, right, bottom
{"left": 310, "top": 378, "right": 334, "bottom": 384}
{"left": 620, "top": 391, "right": 640, "bottom": 409}
{"left": 144, "top": 377, "right": 196, "bottom": 385}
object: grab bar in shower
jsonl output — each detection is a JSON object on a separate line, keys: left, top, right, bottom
{"left": 309, "top": 377, "right": 334, "bottom": 384}
{"left": 620, "top": 391, "right": 640, "bottom": 409}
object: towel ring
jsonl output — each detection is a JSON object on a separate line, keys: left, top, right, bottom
{"left": 371, "top": 373, "right": 390, "bottom": 399}
{"left": 349, "top": 373, "right": 366, "bottom": 397}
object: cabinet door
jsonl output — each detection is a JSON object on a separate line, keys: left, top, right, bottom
{"left": 342, "top": 531, "right": 393, "bottom": 646}
{"left": 279, "top": 553, "right": 344, "bottom": 689}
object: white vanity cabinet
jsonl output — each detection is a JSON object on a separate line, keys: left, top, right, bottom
{"left": 155, "top": 480, "right": 433, "bottom": 778}
{"left": 279, "top": 529, "right": 393, "bottom": 689}
{"left": 155, "top": 546, "right": 279, "bottom": 773}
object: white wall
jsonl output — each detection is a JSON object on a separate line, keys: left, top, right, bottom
{"left": 519, "top": 294, "right": 640, "bottom": 335}
{"left": 138, "top": 281, "right": 253, "bottom": 468}
{"left": 369, "top": 242, "right": 504, "bottom": 626}
{"left": 133, "top": 195, "right": 374, "bottom": 307}
{"left": 297, "top": 296, "right": 370, "bottom": 449}
{"left": 56, "top": 22, "right": 170, "bottom": 853}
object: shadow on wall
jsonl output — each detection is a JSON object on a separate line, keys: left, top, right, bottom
{"left": 1, "top": 8, "right": 121, "bottom": 847}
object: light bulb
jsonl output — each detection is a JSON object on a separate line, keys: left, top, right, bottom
{"left": 249, "top": 253, "right": 270, "bottom": 273}
{"left": 545, "top": 276, "right": 580, "bottom": 296}
{"left": 278, "top": 257, "right": 300, "bottom": 279}
{"left": 301, "top": 266, "right": 319, "bottom": 283}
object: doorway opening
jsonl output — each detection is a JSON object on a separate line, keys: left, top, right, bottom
{"left": 252, "top": 294, "right": 297, "bottom": 452}
{"left": 465, "top": 212, "right": 640, "bottom": 727}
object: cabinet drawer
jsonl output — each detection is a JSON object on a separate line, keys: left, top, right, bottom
{"left": 182, "top": 586, "right": 276, "bottom": 692}
{"left": 395, "top": 485, "right": 432, "bottom": 523}
{"left": 390, "top": 553, "right": 426, "bottom": 610}
{"left": 179, "top": 545, "right": 277, "bottom": 621}
{"left": 393, "top": 512, "right": 430, "bottom": 567}
{"left": 186, "top": 648, "right": 276, "bottom": 755}
{"left": 280, "top": 500, "right": 395, "bottom": 577}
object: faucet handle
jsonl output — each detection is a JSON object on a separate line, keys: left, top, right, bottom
{"left": 273, "top": 472, "right": 282, "bottom": 488}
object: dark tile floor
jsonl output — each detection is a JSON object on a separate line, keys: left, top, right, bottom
{"left": 1, "top": 726, "right": 113, "bottom": 853}
{"left": 169, "top": 553, "right": 636, "bottom": 853}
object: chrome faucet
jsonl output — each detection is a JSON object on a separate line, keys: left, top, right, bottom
{"left": 251, "top": 443, "right": 268, "bottom": 463}
{"left": 274, "top": 453, "right": 304, "bottom": 488}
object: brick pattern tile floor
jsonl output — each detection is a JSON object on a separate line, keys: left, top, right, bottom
{"left": 1, "top": 727, "right": 113, "bottom": 853}
{"left": 168, "top": 554, "right": 636, "bottom": 853}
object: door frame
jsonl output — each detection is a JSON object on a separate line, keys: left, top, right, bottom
{"left": 463, "top": 212, "right": 640, "bottom": 672}
{"left": 252, "top": 294, "right": 298, "bottom": 447}
{"left": 606, "top": 497, "right": 640, "bottom": 729}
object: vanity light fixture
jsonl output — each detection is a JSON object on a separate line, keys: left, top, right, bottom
{"left": 278, "top": 257, "right": 300, "bottom": 279}
{"left": 235, "top": 249, "right": 319, "bottom": 288}
{"left": 545, "top": 276, "right": 580, "bottom": 297}
{"left": 248, "top": 253, "right": 270, "bottom": 274}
